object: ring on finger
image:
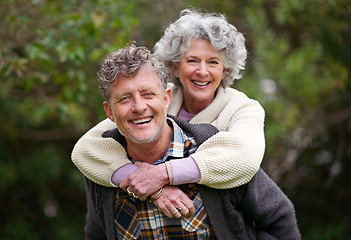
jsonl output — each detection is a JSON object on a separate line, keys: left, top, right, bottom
{"left": 132, "top": 193, "right": 139, "bottom": 199}
{"left": 127, "top": 187, "right": 133, "bottom": 195}
{"left": 177, "top": 206, "right": 183, "bottom": 212}
{"left": 172, "top": 209, "right": 178, "bottom": 215}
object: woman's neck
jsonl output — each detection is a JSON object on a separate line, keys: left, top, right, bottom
{"left": 182, "top": 94, "right": 214, "bottom": 115}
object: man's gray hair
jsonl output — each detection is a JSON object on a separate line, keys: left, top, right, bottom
{"left": 97, "top": 43, "right": 168, "bottom": 101}
{"left": 154, "top": 9, "right": 247, "bottom": 87}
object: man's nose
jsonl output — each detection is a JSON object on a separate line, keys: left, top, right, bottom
{"left": 131, "top": 96, "right": 147, "bottom": 113}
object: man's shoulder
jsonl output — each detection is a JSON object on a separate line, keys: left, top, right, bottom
{"left": 168, "top": 115, "right": 218, "bottom": 133}
{"left": 168, "top": 115, "right": 219, "bottom": 145}
{"left": 101, "top": 127, "right": 126, "bottom": 146}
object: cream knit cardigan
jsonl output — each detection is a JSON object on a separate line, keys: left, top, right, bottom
{"left": 71, "top": 85, "right": 265, "bottom": 189}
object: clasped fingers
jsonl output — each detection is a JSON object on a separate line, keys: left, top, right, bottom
{"left": 153, "top": 185, "right": 195, "bottom": 218}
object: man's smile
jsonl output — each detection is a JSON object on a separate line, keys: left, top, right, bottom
{"left": 130, "top": 116, "right": 153, "bottom": 125}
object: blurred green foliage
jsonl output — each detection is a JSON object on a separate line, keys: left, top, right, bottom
{"left": 0, "top": 0, "right": 138, "bottom": 239}
{"left": 1, "top": 0, "right": 350, "bottom": 239}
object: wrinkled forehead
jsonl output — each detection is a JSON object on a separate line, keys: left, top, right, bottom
{"left": 113, "top": 66, "right": 161, "bottom": 91}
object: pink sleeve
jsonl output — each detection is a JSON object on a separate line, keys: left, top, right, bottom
{"left": 111, "top": 157, "right": 201, "bottom": 186}
{"left": 111, "top": 164, "right": 138, "bottom": 186}
{"left": 171, "top": 157, "right": 201, "bottom": 185}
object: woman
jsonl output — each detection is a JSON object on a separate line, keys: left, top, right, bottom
{"left": 72, "top": 9, "right": 265, "bottom": 215}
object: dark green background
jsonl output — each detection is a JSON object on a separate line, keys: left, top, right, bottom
{"left": 1, "top": 0, "right": 350, "bottom": 239}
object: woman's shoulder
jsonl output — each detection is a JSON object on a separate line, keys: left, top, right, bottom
{"left": 222, "top": 86, "right": 248, "bottom": 98}
{"left": 219, "top": 86, "right": 252, "bottom": 103}
{"left": 220, "top": 86, "right": 264, "bottom": 112}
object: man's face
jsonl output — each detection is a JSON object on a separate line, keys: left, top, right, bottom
{"left": 104, "top": 66, "right": 171, "bottom": 144}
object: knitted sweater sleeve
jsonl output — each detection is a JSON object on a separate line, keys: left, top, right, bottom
{"left": 71, "top": 118, "right": 131, "bottom": 187}
{"left": 190, "top": 87, "right": 266, "bottom": 189}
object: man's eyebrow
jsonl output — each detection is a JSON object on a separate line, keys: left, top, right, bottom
{"left": 116, "top": 91, "right": 131, "bottom": 97}
{"left": 143, "top": 87, "right": 156, "bottom": 91}
{"left": 113, "top": 87, "right": 159, "bottom": 99}
{"left": 113, "top": 91, "right": 131, "bottom": 101}
{"left": 140, "top": 87, "right": 160, "bottom": 93}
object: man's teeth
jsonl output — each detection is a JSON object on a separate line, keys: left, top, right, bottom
{"left": 193, "top": 80, "right": 210, "bottom": 86}
{"left": 131, "top": 117, "right": 152, "bottom": 124}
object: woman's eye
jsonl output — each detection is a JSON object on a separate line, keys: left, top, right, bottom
{"left": 209, "top": 60, "right": 219, "bottom": 65}
{"left": 186, "top": 59, "right": 197, "bottom": 63}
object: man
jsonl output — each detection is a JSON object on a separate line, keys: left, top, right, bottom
{"left": 83, "top": 43, "right": 300, "bottom": 239}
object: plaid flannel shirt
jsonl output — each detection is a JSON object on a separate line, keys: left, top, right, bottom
{"left": 114, "top": 118, "right": 214, "bottom": 239}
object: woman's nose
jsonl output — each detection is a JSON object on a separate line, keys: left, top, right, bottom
{"left": 195, "top": 62, "right": 209, "bottom": 77}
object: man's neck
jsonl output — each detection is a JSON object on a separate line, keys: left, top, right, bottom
{"left": 126, "top": 123, "right": 173, "bottom": 164}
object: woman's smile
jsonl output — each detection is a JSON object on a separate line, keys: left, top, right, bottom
{"left": 173, "top": 39, "right": 226, "bottom": 113}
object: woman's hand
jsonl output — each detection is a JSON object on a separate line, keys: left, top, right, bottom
{"left": 120, "top": 161, "right": 169, "bottom": 201}
{"left": 152, "top": 185, "right": 195, "bottom": 218}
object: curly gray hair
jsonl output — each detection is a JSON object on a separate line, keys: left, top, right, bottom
{"left": 97, "top": 43, "right": 168, "bottom": 101}
{"left": 154, "top": 9, "right": 247, "bottom": 87}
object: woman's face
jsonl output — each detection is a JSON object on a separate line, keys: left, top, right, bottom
{"left": 172, "top": 39, "right": 226, "bottom": 113}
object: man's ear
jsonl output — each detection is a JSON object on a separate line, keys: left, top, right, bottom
{"left": 103, "top": 101, "right": 115, "bottom": 122}
{"left": 164, "top": 88, "right": 172, "bottom": 112}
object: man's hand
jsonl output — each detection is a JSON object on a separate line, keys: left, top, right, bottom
{"left": 152, "top": 185, "right": 195, "bottom": 218}
{"left": 120, "top": 162, "right": 169, "bottom": 201}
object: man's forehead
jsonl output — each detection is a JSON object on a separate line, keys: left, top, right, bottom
{"left": 115, "top": 66, "right": 156, "bottom": 81}
{"left": 113, "top": 72, "right": 161, "bottom": 94}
